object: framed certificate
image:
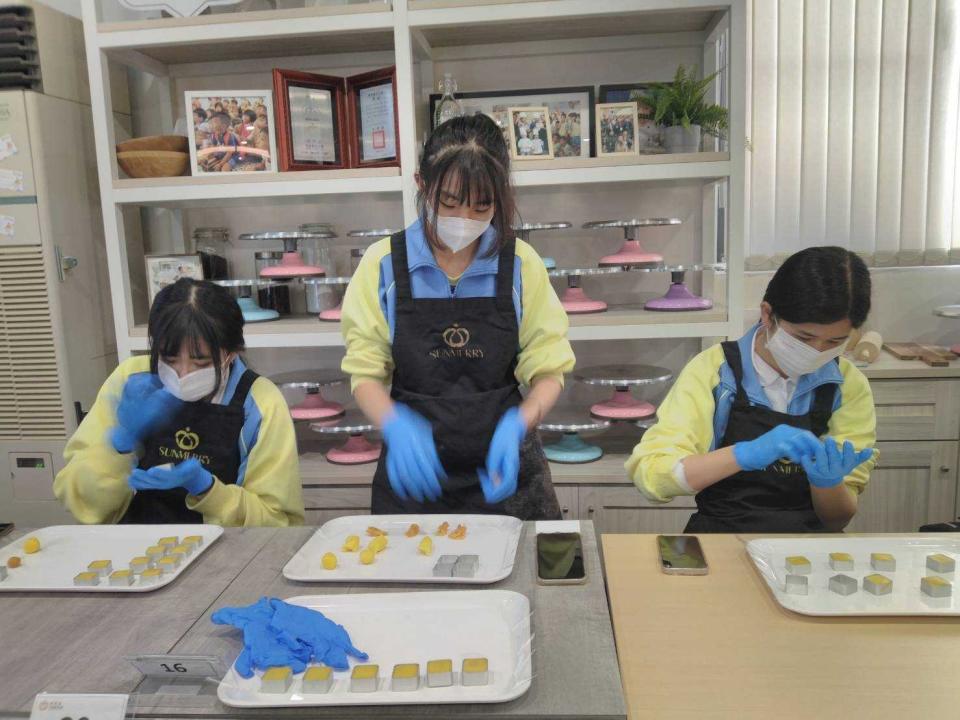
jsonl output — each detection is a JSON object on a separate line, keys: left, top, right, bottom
{"left": 346, "top": 66, "right": 399, "bottom": 168}
{"left": 273, "top": 69, "right": 347, "bottom": 171}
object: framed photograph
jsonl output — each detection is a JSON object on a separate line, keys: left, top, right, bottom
{"left": 346, "top": 66, "right": 399, "bottom": 168}
{"left": 185, "top": 90, "right": 278, "bottom": 175}
{"left": 145, "top": 254, "right": 204, "bottom": 305}
{"left": 598, "top": 82, "right": 665, "bottom": 154}
{"left": 596, "top": 102, "right": 640, "bottom": 157}
{"left": 429, "top": 86, "right": 594, "bottom": 159}
{"left": 508, "top": 106, "right": 554, "bottom": 160}
{"left": 273, "top": 69, "right": 347, "bottom": 171}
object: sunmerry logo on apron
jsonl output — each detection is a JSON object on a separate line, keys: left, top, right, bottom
{"left": 430, "top": 323, "right": 485, "bottom": 360}
{"left": 158, "top": 426, "right": 212, "bottom": 465}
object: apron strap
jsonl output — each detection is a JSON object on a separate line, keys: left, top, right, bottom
{"left": 228, "top": 368, "right": 259, "bottom": 409}
{"left": 807, "top": 362, "right": 838, "bottom": 436}
{"left": 390, "top": 230, "right": 412, "bottom": 301}
{"left": 720, "top": 341, "right": 750, "bottom": 406}
{"left": 494, "top": 235, "right": 516, "bottom": 314}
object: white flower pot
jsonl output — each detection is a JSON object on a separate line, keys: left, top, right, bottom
{"left": 663, "top": 124, "right": 702, "bottom": 154}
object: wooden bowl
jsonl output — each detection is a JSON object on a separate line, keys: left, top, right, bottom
{"left": 116, "top": 135, "right": 189, "bottom": 153}
{"left": 116, "top": 150, "right": 189, "bottom": 178}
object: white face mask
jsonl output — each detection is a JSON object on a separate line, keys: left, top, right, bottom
{"left": 433, "top": 214, "right": 491, "bottom": 253}
{"left": 765, "top": 322, "right": 846, "bottom": 379}
{"left": 158, "top": 359, "right": 219, "bottom": 402}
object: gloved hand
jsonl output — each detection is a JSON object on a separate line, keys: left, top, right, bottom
{"left": 211, "top": 597, "right": 275, "bottom": 629}
{"left": 478, "top": 407, "right": 526, "bottom": 504}
{"left": 110, "top": 373, "right": 182, "bottom": 454}
{"left": 268, "top": 598, "right": 368, "bottom": 671}
{"left": 234, "top": 620, "right": 310, "bottom": 679}
{"left": 733, "top": 424, "right": 823, "bottom": 472}
{"left": 128, "top": 458, "right": 214, "bottom": 496}
{"left": 800, "top": 437, "right": 875, "bottom": 489}
{"left": 381, "top": 403, "right": 445, "bottom": 503}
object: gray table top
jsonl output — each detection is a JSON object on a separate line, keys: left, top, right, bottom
{"left": 0, "top": 523, "right": 625, "bottom": 720}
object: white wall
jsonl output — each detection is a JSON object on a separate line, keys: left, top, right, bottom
{"left": 34, "top": 0, "right": 80, "bottom": 18}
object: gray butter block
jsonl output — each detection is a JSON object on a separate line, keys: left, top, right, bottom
{"left": 260, "top": 666, "right": 293, "bottom": 694}
{"left": 784, "top": 574, "right": 808, "bottom": 595}
{"left": 921, "top": 576, "right": 953, "bottom": 598}
{"left": 350, "top": 665, "right": 379, "bottom": 693}
{"left": 829, "top": 574, "right": 858, "bottom": 596}
{"left": 871, "top": 553, "right": 897, "bottom": 572}
{"left": 927, "top": 554, "right": 956, "bottom": 573}
{"left": 433, "top": 560, "right": 454, "bottom": 577}
{"left": 863, "top": 574, "right": 893, "bottom": 596}
{"left": 453, "top": 554, "right": 480, "bottom": 578}
{"left": 438, "top": 555, "right": 458, "bottom": 565}
{"left": 302, "top": 666, "right": 333, "bottom": 694}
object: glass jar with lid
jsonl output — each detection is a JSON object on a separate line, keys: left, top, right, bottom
{"left": 191, "top": 226, "right": 230, "bottom": 279}
{"left": 298, "top": 223, "right": 337, "bottom": 273}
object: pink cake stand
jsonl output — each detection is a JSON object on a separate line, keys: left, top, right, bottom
{"left": 549, "top": 266, "right": 624, "bottom": 314}
{"left": 271, "top": 370, "right": 346, "bottom": 421}
{"left": 302, "top": 277, "right": 352, "bottom": 322}
{"left": 240, "top": 232, "right": 328, "bottom": 278}
{"left": 311, "top": 412, "right": 382, "bottom": 465}
{"left": 575, "top": 364, "right": 674, "bottom": 422}
{"left": 934, "top": 305, "right": 960, "bottom": 355}
{"left": 583, "top": 218, "right": 680, "bottom": 267}
{"left": 645, "top": 267, "right": 717, "bottom": 311}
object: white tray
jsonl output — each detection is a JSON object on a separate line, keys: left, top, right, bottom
{"left": 217, "top": 590, "right": 532, "bottom": 708}
{"left": 0, "top": 525, "right": 222, "bottom": 593}
{"left": 747, "top": 536, "right": 960, "bottom": 616}
{"left": 283, "top": 514, "right": 523, "bottom": 584}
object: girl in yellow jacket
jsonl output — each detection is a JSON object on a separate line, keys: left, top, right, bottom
{"left": 628, "top": 246, "right": 877, "bottom": 533}
{"left": 54, "top": 278, "right": 303, "bottom": 526}
{"left": 341, "top": 113, "right": 575, "bottom": 519}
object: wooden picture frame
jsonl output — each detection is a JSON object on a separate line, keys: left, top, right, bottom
{"left": 185, "top": 90, "right": 278, "bottom": 174}
{"left": 345, "top": 65, "right": 399, "bottom": 169}
{"left": 598, "top": 82, "right": 666, "bottom": 154}
{"left": 272, "top": 68, "right": 348, "bottom": 172}
{"left": 595, "top": 102, "right": 640, "bottom": 157}
{"left": 507, "top": 106, "right": 555, "bottom": 160}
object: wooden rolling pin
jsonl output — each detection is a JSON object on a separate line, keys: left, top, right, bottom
{"left": 853, "top": 331, "right": 883, "bottom": 363}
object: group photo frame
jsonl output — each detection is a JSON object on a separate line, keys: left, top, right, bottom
{"left": 185, "top": 90, "right": 278, "bottom": 175}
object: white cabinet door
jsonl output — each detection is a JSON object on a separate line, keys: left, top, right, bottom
{"left": 579, "top": 485, "right": 696, "bottom": 535}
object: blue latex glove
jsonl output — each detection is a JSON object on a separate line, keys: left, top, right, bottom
{"left": 211, "top": 597, "right": 275, "bottom": 629}
{"left": 800, "top": 437, "right": 875, "bottom": 489}
{"left": 381, "top": 403, "right": 445, "bottom": 503}
{"left": 733, "top": 424, "right": 823, "bottom": 472}
{"left": 110, "top": 373, "right": 182, "bottom": 454}
{"left": 268, "top": 598, "right": 368, "bottom": 671}
{"left": 128, "top": 458, "right": 214, "bottom": 496}
{"left": 233, "top": 620, "right": 310, "bottom": 679}
{"left": 478, "top": 407, "right": 526, "bottom": 504}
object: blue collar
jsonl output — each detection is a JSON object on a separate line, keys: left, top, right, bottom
{"left": 404, "top": 217, "right": 500, "bottom": 276}
{"left": 736, "top": 323, "right": 843, "bottom": 395}
{"left": 220, "top": 356, "right": 248, "bottom": 405}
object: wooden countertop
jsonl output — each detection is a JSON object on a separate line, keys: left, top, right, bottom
{"left": 860, "top": 353, "right": 960, "bottom": 379}
{"left": 601, "top": 533, "right": 960, "bottom": 720}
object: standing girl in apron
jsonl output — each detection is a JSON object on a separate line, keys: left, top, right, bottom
{"left": 54, "top": 279, "right": 304, "bottom": 526}
{"left": 628, "top": 247, "right": 877, "bottom": 533}
{"left": 340, "top": 114, "right": 575, "bottom": 519}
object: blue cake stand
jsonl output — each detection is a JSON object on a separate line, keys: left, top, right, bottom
{"left": 215, "top": 280, "right": 281, "bottom": 322}
{"left": 539, "top": 412, "right": 611, "bottom": 464}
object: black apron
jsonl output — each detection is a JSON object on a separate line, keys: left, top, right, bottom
{"left": 371, "top": 230, "right": 560, "bottom": 520}
{"left": 120, "top": 369, "right": 258, "bottom": 524}
{"left": 684, "top": 341, "right": 835, "bottom": 534}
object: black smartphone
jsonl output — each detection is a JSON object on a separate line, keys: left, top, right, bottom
{"left": 536, "top": 531, "right": 586, "bottom": 585}
{"left": 657, "top": 534, "right": 709, "bottom": 575}
{"left": 0, "top": 523, "right": 14, "bottom": 540}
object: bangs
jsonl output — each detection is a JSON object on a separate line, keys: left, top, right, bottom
{"left": 153, "top": 309, "right": 218, "bottom": 360}
{"left": 433, "top": 148, "right": 497, "bottom": 209}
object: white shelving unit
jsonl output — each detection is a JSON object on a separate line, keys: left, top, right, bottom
{"left": 81, "top": 0, "right": 745, "bottom": 360}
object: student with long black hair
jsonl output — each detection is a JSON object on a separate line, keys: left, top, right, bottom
{"left": 628, "top": 246, "right": 877, "bottom": 533}
{"left": 340, "top": 113, "right": 574, "bottom": 519}
{"left": 55, "top": 279, "right": 303, "bottom": 525}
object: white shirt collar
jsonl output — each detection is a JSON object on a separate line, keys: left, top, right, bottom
{"left": 751, "top": 326, "right": 796, "bottom": 412}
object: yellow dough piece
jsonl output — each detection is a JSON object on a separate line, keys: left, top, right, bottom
{"left": 140, "top": 567, "right": 163, "bottom": 582}
{"left": 370, "top": 535, "right": 388, "bottom": 553}
{"left": 405, "top": 523, "right": 420, "bottom": 538}
{"left": 23, "top": 537, "right": 40, "bottom": 554}
{"left": 436, "top": 521, "right": 450, "bottom": 537}
{"left": 366, "top": 526, "right": 386, "bottom": 537}
{"left": 182, "top": 535, "right": 204, "bottom": 548}
{"left": 158, "top": 536, "right": 178, "bottom": 549}
{"left": 342, "top": 535, "right": 360, "bottom": 552}
{"left": 360, "top": 547, "right": 376, "bottom": 565}
{"left": 88, "top": 560, "right": 113, "bottom": 577}
{"left": 418, "top": 537, "right": 433, "bottom": 556}
{"left": 146, "top": 545, "right": 166, "bottom": 561}
{"left": 129, "top": 556, "right": 153, "bottom": 573}
{"left": 7, "top": 556, "right": 21, "bottom": 569}
{"left": 449, "top": 524, "right": 467, "bottom": 540}
{"left": 73, "top": 571, "right": 99, "bottom": 586}
{"left": 322, "top": 552, "right": 338, "bottom": 570}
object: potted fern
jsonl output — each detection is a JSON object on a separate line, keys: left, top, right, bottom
{"left": 633, "top": 65, "right": 729, "bottom": 154}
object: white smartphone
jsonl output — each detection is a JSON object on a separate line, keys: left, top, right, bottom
{"left": 657, "top": 534, "right": 709, "bottom": 575}
{"left": 536, "top": 531, "right": 587, "bottom": 585}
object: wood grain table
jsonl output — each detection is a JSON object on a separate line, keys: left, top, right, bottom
{"left": 602, "top": 533, "right": 960, "bottom": 720}
{"left": 0, "top": 523, "right": 625, "bottom": 720}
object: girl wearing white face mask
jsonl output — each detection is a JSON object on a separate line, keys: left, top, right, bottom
{"left": 340, "top": 114, "right": 574, "bottom": 518}
{"left": 54, "top": 279, "right": 303, "bottom": 526}
{"left": 628, "top": 246, "right": 877, "bottom": 533}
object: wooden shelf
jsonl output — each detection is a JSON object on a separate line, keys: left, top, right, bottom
{"left": 111, "top": 168, "right": 402, "bottom": 207}
{"left": 128, "top": 315, "right": 344, "bottom": 351}
{"left": 512, "top": 153, "right": 730, "bottom": 188}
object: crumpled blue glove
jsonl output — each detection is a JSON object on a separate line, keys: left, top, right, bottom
{"left": 800, "top": 437, "right": 875, "bottom": 489}
{"left": 211, "top": 596, "right": 275, "bottom": 629}
{"left": 381, "top": 403, "right": 446, "bottom": 503}
{"left": 268, "top": 598, "right": 368, "bottom": 671}
{"left": 233, "top": 620, "right": 310, "bottom": 679}
{"left": 733, "top": 424, "right": 823, "bottom": 472}
{"left": 478, "top": 407, "right": 526, "bottom": 504}
{"left": 128, "top": 458, "right": 214, "bottom": 496}
{"left": 110, "top": 373, "right": 182, "bottom": 454}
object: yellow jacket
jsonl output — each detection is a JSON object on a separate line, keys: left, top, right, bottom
{"left": 54, "top": 355, "right": 304, "bottom": 526}
{"left": 341, "top": 222, "right": 575, "bottom": 391}
{"left": 628, "top": 336, "right": 878, "bottom": 503}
